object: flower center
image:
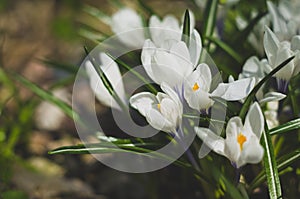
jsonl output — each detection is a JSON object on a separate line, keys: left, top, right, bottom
{"left": 237, "top": 133, "right": 247, "bottom": 150}
{"left": 157, "top": 103, "right": 161, "bottom": 111}
{"left": 192, "top": 82, "right": 199, "bottom": 91}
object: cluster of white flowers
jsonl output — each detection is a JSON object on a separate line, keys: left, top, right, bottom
{"left": 84, "top": 3, "right": 299, "bottom": 168}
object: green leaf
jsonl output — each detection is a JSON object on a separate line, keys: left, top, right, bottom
{"left": 40, "top": 59, "right": 79, "bottom": 74}
{"left": 78, "top": 28, "right": 105, "bottom": 43}
{"left": 83, "top": 5, "right": 111, "bottom": 24}
{"left": 211, "top": 165, "right": 245, "bottom": 199}
{"left": 49, "top": 141, "right": 191, "bottom": 168}
{"left": 269, "top": 118, "right": 300, "bottom": 135}
{"left": 239, "top": 56, "right": 295, "bottom": 119}
{"left": 261, "top": 120, "right": 282, "bottom": 199}
{"left": 137, "top": 0, "right": 155, "bottom": 15}
{"left": 206, "top": 37, "right": 243, "bottom": 64}
{"left": 249, "top": 149, "right": 300, "bottom": 192}
{"left": 13, "top": 74, "right": 81, "bottom": 123}
{"left": 203, "top": 0, "right": 218, "bottom": 50}
{"left": 181, "top": 9, "right": 191, "bottom": 46}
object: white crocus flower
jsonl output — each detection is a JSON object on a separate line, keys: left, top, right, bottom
{"left": 149, "top": 12, "right": 202, "bottom": 66}
{"left": 195, "top": 102, "right": 264, "bottom": 168}
{"left": 264, "top": 27, "right": 300, "bottom": 80}
{"left": 141, "top": 39, "right": 195, "bottom": 88}
{"left": 234, "top": 56, "right": 286, "bottom": 104}
{"left": 111, "top": 8, "right": 145, "bottom": 48}
{"left": 184, "top": 63, "right": 255, "bottom": 111}
{"left": 85, "top": 53, "right": 126, "bottom": 110}
{"left": 129, "top": 83, "right": 182, "bottom": 133}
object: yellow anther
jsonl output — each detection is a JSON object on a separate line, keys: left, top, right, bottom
{"left": 192, "top": 82, "right": 199, "bottom": 91}
{"left": 237, "top": 133, "right": 247, "bottom": 151}
{"left": 157, "top": 103, "right": 161, "bottom": 110}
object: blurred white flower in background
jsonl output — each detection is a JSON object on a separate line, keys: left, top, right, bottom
{"left": 264, "top": 26, "right": 300, "bottom": 81}
{"left": 267, "top": 0, "right": 300, "bottom": 41}
{"left": 111, "top": 8, "right": 146, "bottom": 48}
{"left": 231, "top": 56, "right": 286, "bottom": 104}
{"left": 195, "top": 102, "right": 264, "bottom": 168}
{"left": 35, "top": 88, "right": 70, "bottom": 131}
{"left": 85, "top": 53, "right": 126, "bottom": 110}
{"left": 130, "top": 83, "right": 183, "bottom": 133}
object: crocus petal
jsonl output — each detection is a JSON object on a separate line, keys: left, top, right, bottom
{"left": 274, "top": 43, "right": 294, "bottom": 80}
{"left": 111, "top": 8, "right": 145, "bottom": 48}
{"left": 194, "top": 127, "right": 225, "bottom": 157}
{"left": 259, "top": 92, "right": 286, "bottom": 104}
{"left": 291, "top": 35, "right": 300, "bottom": 51}
{"left": 146, "top": 108, "right": 175, "bottom": 133}
{"left": 161, "top": 82, "right": 183, "bottom": 114}
{"left": 129, "top": 92, "right": 157, "bottom": 116}
{"left": 184, "top": 64, "right": 213, "bottom": 110}
{"left": 237, "top": 135, "right": 264, "bottom": 168}
{"left": 211, "top": 78, "right": 255, "bottom": 101}
{"left": 226, "top": 117, "right": 244, "bottom": 138}
{"left": 264, "top": 26, "right": 280, "bottom": 66}
{"left": 141, "top": 39, "right": 157, "bottom": 82}
{"left": 244, "top": 102, "right": 264, "bottom": 139}
{"left": 189, "top": 30, "right": 202, "bottom": 66}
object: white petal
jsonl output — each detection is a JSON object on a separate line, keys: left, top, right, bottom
{"left": 141, "top": 39, "right": 160, "bottom": 83}
{"left": 146, "top": 108, "right": 175, "bottom": 133}
{"left": 129, "top": 92, "right": 157, "bottom": 116}
{"left": 100, "top": 53, "right": 126, "bottom": 105}
{"left": 189, "top": 30, "right": 202, "bottom": 66}
{"left": 111, "top": 8, "right": 145, "bottom": 48}
{"left": 264, "top": 26, "right": 280, "bottom": 66}
{"left": 211, "top": 78, "right": 255, "bottom": 101}
{"left": 160, "top": 98, "right": 181, "bottom": 127}
{"left": 169, "top": 41, "right": 194, "bottom": 77}
{"left": 242, "top": 56, "right": 265, "bottom": 79}
{"left": 291, "top": 35, "right": 300, "bottom": 51}
{"left": 259, "top": 92, "right": 286, "bottom": 104}
{"left": 237, "top": 135, "right": 264, "bottom": 168}
{"left": 274, "top": 44, "right": 294, "bottom": 80}
{"left": 85, "top": 54, "right": 125, "bottom": 110}
{"left": 244, "top": 102, "right": 264, "bottom": 139}
{"left": 267, "top": 1, "right": 287, "bottom": 34}
{"left": 194, "top": 127, "right": 225, "bottom": 156}
{"left": 149, "top": 15, "right": 181, "bottom": 46}
{"left": 226, "top": 117, "right": 244, "bottom": 138}
{"left": 183, "top": 64, "right": 213, "bottom": 110}
{"left": 161, "top": 83, "right": 182, "bottom": 114}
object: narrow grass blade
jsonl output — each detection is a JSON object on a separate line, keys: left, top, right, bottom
{"left": 13, "top": 74, "right": 81, "bottom": 123}
{"left": 83, "top": 5, "right": 111, "bottom": 24}
{"left": 249, "top": 149, "right": 300, "bottom": 192}
{"left": 203, "top": 0, "right": 218, "bottom": 49}
{"left": 181, "top": 9, "right": 191, "bottom": 46}
{"left": 206, "top": 37, "right": 243, "bottom": 64}
{"left": 261, "top": 120, "right": 282, "bottom": 199}
{"left": 40, "top": 59, "right": 79, "bottom": 74}
{"left": 269, "top": 118, "right": 300, "bottom": 135}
